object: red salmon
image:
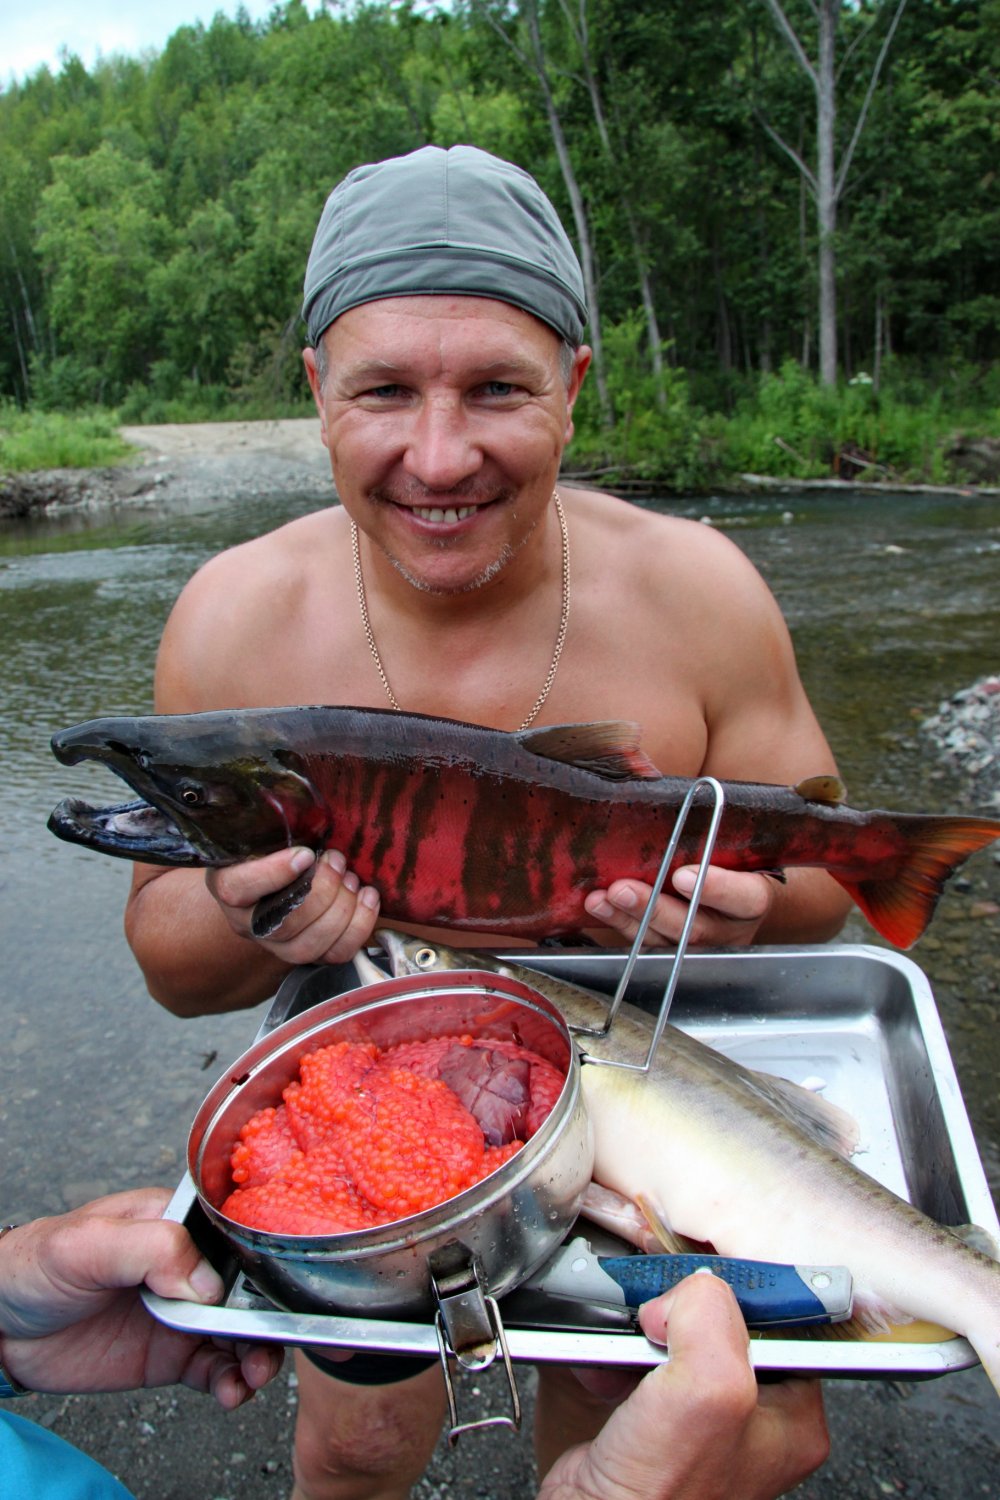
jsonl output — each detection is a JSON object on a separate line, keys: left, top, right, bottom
{"left": 48, "top": 706, "right": 1000, "bottom": 948}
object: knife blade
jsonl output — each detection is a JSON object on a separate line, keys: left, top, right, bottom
{"left": 523, "top": 1237, "right": 853, "bottom": 1329}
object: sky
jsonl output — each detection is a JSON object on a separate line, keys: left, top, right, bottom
{"left": 1, "top": 1, "right": 290, "bottom": 86}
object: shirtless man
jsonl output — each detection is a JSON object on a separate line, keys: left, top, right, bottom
{"left": 124, "top": 145, "right": 847, "bottom": 1500}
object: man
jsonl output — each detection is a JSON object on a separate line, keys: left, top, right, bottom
{"left": 0, "top": 1202, "right": 824, "bottom": 1500}
{"left": 124, "top": 145, "right": 847, "bottom": 1499}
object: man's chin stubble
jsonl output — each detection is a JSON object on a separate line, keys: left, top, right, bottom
{"left": 388, "top": 545, "right": 516, "bottom": 595}
{"left": 385, "top": 505, "right": 544, "bottom": 596}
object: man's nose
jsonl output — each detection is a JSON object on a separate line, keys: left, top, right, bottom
{"left": 401, "top": 397, "right": 483, "bottom": 490}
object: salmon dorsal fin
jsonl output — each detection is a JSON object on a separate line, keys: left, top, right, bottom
{"left": 795, "top": 774, "right": 848, "bottom": 805}
{"left": 520, "top": 721, "right": 663, "bottom": 781}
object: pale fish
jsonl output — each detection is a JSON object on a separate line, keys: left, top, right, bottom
{"left": 371, "top": 928, "right": 1000, "bottom": 1395}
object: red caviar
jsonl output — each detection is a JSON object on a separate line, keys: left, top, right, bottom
{"left": 221, "top": 1035, "right": 563, "bottom": 1235}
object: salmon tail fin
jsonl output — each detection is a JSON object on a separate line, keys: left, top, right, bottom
{"left": 834, "top": 815, "right": 1000, "bottom": 949}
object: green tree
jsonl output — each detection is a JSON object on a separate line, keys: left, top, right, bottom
{"left": 754, "top": 0, "right": 909, "bottom": 384}
{"left": 35, "top": 143, "right": 175, "bottom": 402}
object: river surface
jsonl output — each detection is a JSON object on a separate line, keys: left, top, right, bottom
{"left": 0, "top": 485, "right": 998, "bottom": 1495}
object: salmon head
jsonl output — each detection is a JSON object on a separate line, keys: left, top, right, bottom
{"left": 47, "top": 710, "right": 332, "bottom": 866}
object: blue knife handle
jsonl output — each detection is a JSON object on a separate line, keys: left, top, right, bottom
{"left": 598, "top": 1254, "right": 851, "bottom": 1327}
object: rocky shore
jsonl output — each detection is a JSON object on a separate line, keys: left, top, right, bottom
{"left": 0, "top": 460, "right": 155, "bottom": 518}
{"left": 0, "top": 419, "right": 334, "bottom": 519}
{"left": 921, "top": 675, "right": 1000, "bottom": 811}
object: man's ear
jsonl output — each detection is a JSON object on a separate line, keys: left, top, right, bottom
{"left": 564, "top": 344, "right": 592, "bottom": 441}
{"left": 302, "top": 346, "right": 329, "bottom": 447}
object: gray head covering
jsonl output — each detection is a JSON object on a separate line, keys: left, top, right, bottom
{"left": 302, "top": 145, "right": 587, "bottom": 348}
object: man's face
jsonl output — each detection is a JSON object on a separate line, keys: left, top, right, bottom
{"left": 303, "top": 295, "right": 590, "bottom": 596}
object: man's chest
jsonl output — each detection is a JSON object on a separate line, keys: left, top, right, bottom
{"left": 215, "top": 612, "right": 711, "bottom": 776}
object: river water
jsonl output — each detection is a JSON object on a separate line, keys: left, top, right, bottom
{"left": 0, "top": 486, "right": 998, "bottom": 1494}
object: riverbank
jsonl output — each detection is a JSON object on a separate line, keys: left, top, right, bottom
{"left": 921, "top": 675, "right": 1000, "bottom": 812}
{"left": 3, "top": 418, "right": 1000, "bottom": 517}
{"left": 0, "top": 419, "right": 333, "bottom": 518}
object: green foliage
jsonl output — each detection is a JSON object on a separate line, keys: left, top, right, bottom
{"left": 35, "top": 144, "right": 175, "bottom": 402}
{"left": 712, "top": 359, "right": 999, "bottom": 486}
{"left": 570, "top": 312, "right": 710, "bottom": 491}
{"left": 0, "top": 0, "right": 996, "bottom": 488}
{"left": 0, "top": 404, "right": 132, "bottom": 472}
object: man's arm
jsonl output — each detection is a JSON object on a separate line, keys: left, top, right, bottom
{"left": 125, "top": 852, "right": 380, "bottom": 1016}
{"left": 584, "top": 519, "right": 853, "bottom": 950}
{"left": 538, "top": 1274, "right": 829, "bottom": 1500}
{"left": 124, "top": 545, "right": 381, "bottom": 1017}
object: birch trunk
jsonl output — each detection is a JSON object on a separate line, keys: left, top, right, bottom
{"left": 760, "top": 0, "right": 908, "bottom": 386}
{"left": 816, "top": 0, "right": 838, "bottom": 387}
{"left": 560, "top": 0, "right": 666, "bottom": 405}
{"left": 470, "top": 0, "right": 613, "bottom": 429}
{"left": 523, "top": 2, "right": 613, "bottom": 427}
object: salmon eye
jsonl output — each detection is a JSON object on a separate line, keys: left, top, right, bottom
{"left": 414, "top": 947, "right": 437, "bottom": 969}
{"left": 179, "top": 783, "right": 205, "bottom": 807}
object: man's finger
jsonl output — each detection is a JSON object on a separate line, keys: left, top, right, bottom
{"left": 69, "top": 1187, "right": 173, "bottom": 1225}
{"left": 207, "top": 847, "right": 316, "bottom": 912}
{"left": 48, "top": 1215, "right": 224, "bottom": 1306}
{"left": 639, "top": 1271, "right": 758, "bottom": 1404}
{"left": 672, "top": 865, "right": 773, "bottom": 923}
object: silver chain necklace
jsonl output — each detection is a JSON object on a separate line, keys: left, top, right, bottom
{"left": 352, "top": 489, "right": 570, "bottom": 732}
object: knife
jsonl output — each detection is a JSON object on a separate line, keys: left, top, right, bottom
{"left": 522, "top": 1237, "right": 853, "bottom": 1329}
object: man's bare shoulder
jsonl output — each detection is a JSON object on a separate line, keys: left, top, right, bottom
{"left": 185, "top": 507, "right": 344, "bottom": 599}
{"left": 155, "top": 506, "right": 349, "bottom": 709}
{"left": 567, "top": 487, "right": 764, "bottom": 595}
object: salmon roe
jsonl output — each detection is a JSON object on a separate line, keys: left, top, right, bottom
{"left": 221, "top": 1035, "right": 563, "bottom": 1236}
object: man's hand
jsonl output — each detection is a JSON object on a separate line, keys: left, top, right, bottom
{"left": 206, "top": 846, "right": 381, "bottom": 966}
{"left": 584, "top": 865, "right": 776, "bottom": 950}
{"left": 539, "top": 1273, "right": 829, "bottom": 1500}
{"left": 0, "top": 1189, "right": 284, "bottom": 1409}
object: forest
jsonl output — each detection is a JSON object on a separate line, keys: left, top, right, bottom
{"left": 1, "top": 0, "right": 998, "bottom": 488}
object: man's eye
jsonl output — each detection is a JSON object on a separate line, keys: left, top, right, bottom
{"left": 364, "top": 384, "right": 403, "bottom": 399}
{"left": 480, "top": 381, "right": 517, "bottom": 397}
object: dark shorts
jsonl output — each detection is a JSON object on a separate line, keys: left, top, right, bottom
{"left": 302, "top": 1346, "right": 438, "bottom": 1386}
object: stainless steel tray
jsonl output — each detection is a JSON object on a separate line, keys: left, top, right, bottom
{"left": 145, "top": 943, "right": 998, "bottom": 1381}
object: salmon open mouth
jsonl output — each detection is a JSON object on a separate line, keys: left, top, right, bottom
{"left": 47, "top": 795, "right": 214, "bottom": 866}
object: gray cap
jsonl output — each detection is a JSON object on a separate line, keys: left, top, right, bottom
{"left": 302, "top": 145, "right": 587, "bottom": 348}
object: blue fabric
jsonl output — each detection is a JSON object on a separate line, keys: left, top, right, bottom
{"left": 0, "top": 1410, "right": 134, "bottom": 1499}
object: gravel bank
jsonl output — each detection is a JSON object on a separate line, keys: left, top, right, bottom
{"left": 0, "top": 419, "right": 334, "bottom": 518}
{"left": 921, "top": 674, "right": 1000, "bottom": 811}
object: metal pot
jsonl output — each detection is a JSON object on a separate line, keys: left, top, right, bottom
{"left": 189, "top": 968, "right": 593, "bottom": 1321}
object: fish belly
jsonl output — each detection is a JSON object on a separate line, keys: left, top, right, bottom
{"left": 581, "top": 1061, "right": 1000, "bottom": 1391}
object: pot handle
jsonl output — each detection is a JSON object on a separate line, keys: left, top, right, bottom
{"left": 430, "top": 1248, "right": 522, "bottom": 1443}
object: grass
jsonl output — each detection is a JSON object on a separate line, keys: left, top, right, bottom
{"left": 0, "top": 405, "right": 134, "bottom": 474}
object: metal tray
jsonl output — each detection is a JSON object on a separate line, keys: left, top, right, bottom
{"left": 145, "top": 943, "right": 998, "bottom": 1381}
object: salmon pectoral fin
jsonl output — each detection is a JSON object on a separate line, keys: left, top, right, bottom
{"left": 835, "top": 814, "right": 1000, "bottom": 949}
{"left": 744, "top": 1072, "right": 860, "bottom": 1158}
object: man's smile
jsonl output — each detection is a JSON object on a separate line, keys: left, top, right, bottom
{"left": 410, "top": 504, "right": 478, "bottom": 523}
{"left": 376, "top": 492, "right": 511, "bottom": 529}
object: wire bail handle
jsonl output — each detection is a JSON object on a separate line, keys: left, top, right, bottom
{"left": 574, "top": 776, "right": 727, "bottom": 1072}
